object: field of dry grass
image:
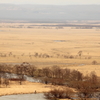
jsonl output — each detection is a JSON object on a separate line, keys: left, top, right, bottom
{"left": 0, "top": 23, "right": 100, "bottom": 76}
{"left": 0, "top": 81, "right": 53, "bottom": 96}
{"left": 0, "top": 22, "right": 100, "bottom": 98}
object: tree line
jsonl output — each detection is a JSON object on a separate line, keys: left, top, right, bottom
{"left": 0, "top": 62, "right": 100, "bottom": 100}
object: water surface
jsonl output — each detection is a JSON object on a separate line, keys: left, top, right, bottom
{"left": 0, "top": 93, "right": 46, "bottom": 100}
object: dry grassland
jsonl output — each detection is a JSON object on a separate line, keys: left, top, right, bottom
{"left": 0, "top": 81, "right": 53, "bottom": 96}
{"left": 0, "top": 23, "right": 100, "bottom": 75}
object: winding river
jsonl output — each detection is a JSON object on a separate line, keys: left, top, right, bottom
{"left": 0, "top": 93, "right": 46, "bottom": 100}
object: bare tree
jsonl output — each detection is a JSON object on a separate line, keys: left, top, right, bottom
{"left": 15, "top": 62, "right": 30, "bottom": 85}
{"left": 92, "top": 60, "right": 97, "bottom": 65}
{"left": 0, "top": 64, "right": 4, "bottom": 87}
{"left": 3, "top": 73, "right": 9, "bottom": 87}
{"left": 42, "top": 67, "right": 51, "bottom": 78}
{"left": 70, "top": 70, "right": 83, "bottom": 81}
{"left": 78, "top": 51, "right": 82, "bottom": 59}
{"left": 28, "top": 65, "right": 36, "bottom": 77}
{"left": 77, "top": 81, "right": 98, "bottom": 100}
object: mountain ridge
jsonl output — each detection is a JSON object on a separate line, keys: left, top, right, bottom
{"left": 0, "top": 4, "right": 100, "bottom": 22}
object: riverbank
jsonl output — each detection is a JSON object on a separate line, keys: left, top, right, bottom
{"left": 0, "top": 81, "right": 53, "bottom": 96}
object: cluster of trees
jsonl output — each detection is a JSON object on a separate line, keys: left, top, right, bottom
{"left": 0, "top": 51, "right": 93, "bottom": 61}
{"left": 0, "top": 63, "right": 11, "bottom": 87}
{"left": 0, "top": 63, "right": 83, "bottom": 86}
{"left": 0, "top": 62, "right": 36, "bottom": 86}
{"left": 44, "top": 70, "right": 100, "bottom": 100}
{"left": 0, "top": 62, "right": 100, "bottom": 100}
{"left": 28, "top": 51, "right": 92, "bottom": 60}
{"left": 44, "top": 87, "right": 74, "bottom": 100}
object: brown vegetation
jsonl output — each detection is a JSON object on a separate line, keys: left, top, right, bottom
{"left": 0, "top": 62, "right": 100, "bottom": 100}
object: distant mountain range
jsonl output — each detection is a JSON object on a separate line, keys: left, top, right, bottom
{"left": 0, "top": 4, "right": 100, "bottom": 22}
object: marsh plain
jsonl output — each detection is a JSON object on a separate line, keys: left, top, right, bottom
{"left": 0, "top": 22, "right": 100, "bottom": 74}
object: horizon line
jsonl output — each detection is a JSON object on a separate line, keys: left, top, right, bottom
{"left": 0, "top": 3, "right": 100, "bottom": 6}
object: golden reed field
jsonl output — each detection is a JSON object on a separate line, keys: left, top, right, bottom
{"left": 0, "top": 23, "right": 100, "bottom": 75}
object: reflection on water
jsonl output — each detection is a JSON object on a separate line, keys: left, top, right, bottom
{"left": 54, "top": 40, "right": 66, "bottom": 42}
{"left": 0, "top": 93, "right": 46, "bottom": 100}
{"left": 3, "top": 73, "right": 41, "bottom": 83}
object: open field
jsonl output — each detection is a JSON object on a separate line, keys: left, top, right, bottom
{"left": 0, "top": 22, "right": 100, "bottom": 99}
{"left": 0, "top": 81, "right": 52, "bottom": 96}
{"left": 0, "top": 23, "right": 100, "bottom": 75}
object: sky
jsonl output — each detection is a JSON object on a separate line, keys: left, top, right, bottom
{"left": 0, "top": 0, "right": 100, "bottom": 5}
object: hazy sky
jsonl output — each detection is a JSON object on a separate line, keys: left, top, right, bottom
{"left": 0, "top": 0, "right": 100, "bottom": 5}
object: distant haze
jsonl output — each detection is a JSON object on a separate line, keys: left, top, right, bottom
{"left": 0, "top": 4, "right": 100, "bottom": 22}
{"left": 0, "top": 0, "right": 100, "bottom": 5}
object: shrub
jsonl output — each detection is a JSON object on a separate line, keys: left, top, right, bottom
{"left": 92, "top": 60, "right": 97, "bottom": 65}
{"left": 44, "top": 87, "right": 74, "bottom": 100}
